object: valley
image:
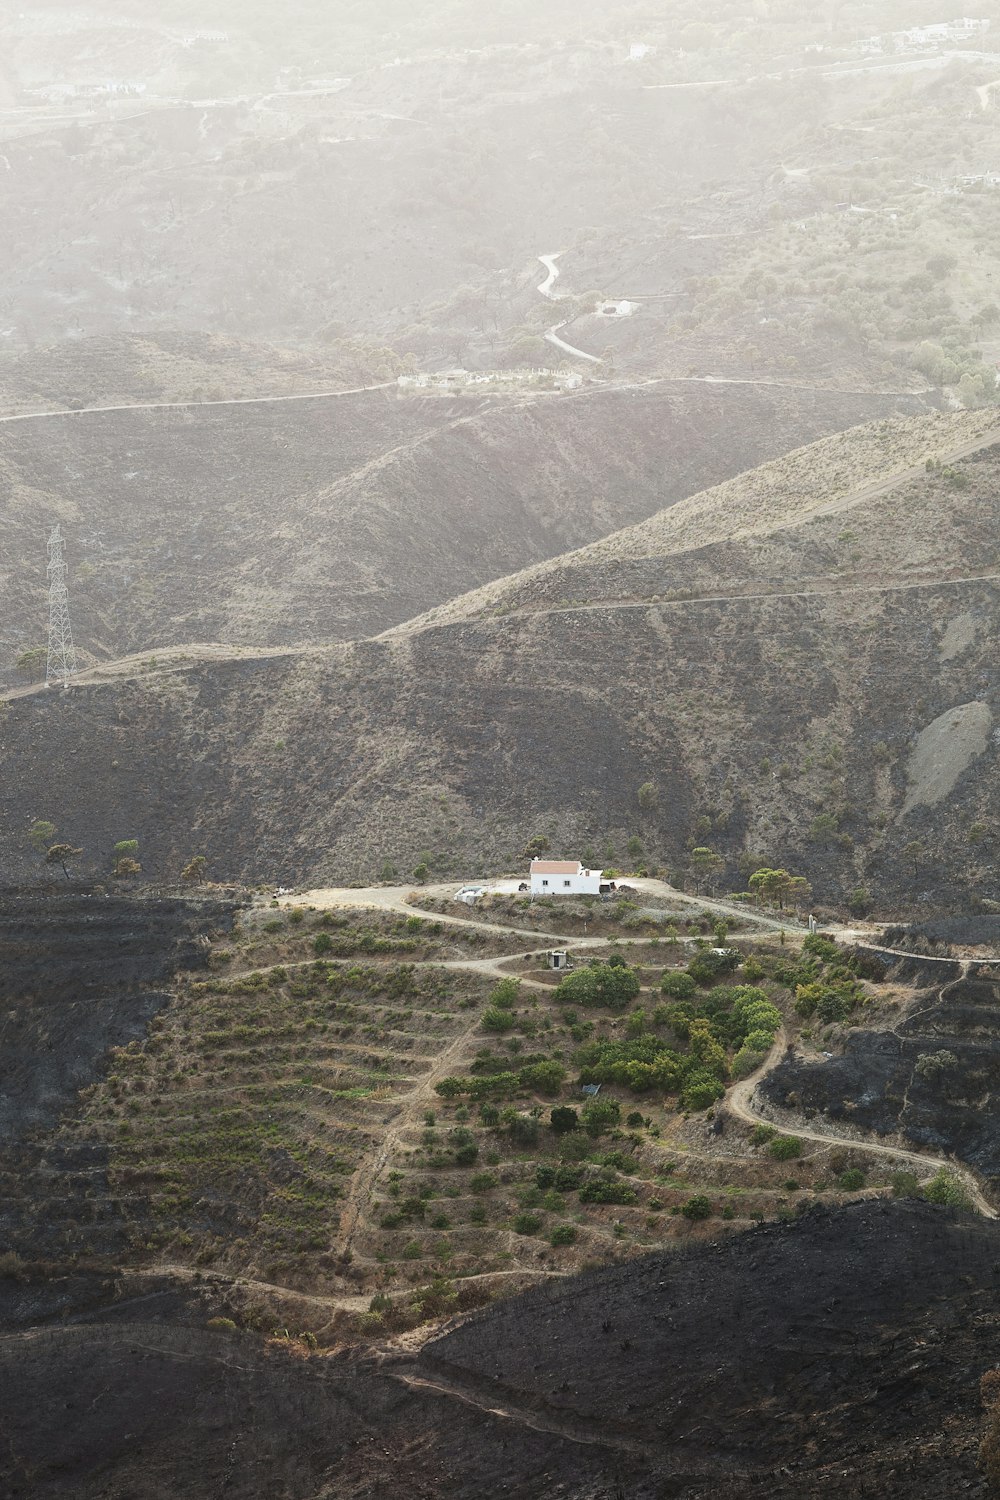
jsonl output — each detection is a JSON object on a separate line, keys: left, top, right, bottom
{"left": 4, "top": 3, "right": 1000, "bottom": 1496}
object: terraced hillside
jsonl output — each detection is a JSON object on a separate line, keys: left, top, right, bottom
{"left": 8, "top": 875, "right": 988, "bottom": 1340}
{"left": 0, "top": 379, "right": 926, "bottom": 676}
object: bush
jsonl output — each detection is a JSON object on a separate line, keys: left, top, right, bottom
{"left": 890, "top": 1170, "right": 920, "bottom": 1198}
{"left": 550, "top": 1105, "right": 579, "bottom": 1134}
{"left": 681, "top": 1195, "right": 712, "bottom": 1221}
{"left": 679, "top": 1071, "right": 725, "bottom": 1112}
{"left": 519, "top": 1060, "right": 566, "bottom": 1095}
{"left": 206, "top": 1316, "right": 238, "bottom": 1333}
{"left": 803, "top": 933, "right": 839, "bottom": 962}
{"left": 490, "top": 978, "right": 521, "bottom": 1010}
{"left": 581, "top": 1096, "right": 621, "bottom": 1137}
{"left": 923, "top": 1169, "right": 971, "bottom": 1209}
{"left": 482, "top": 1007, "right": 516, "bottom": 1034}
{"left": 579, "top": 1177, "right": 638, "bottom": 1206}
{"left": 688, "top": 949, "right": 740, "bottom": 987}
{"left": 769, "top": 1136, "right": 803, "bottom": 1161}
{"left": 313, "top": 932, "right": 333, "bottom": 955}
{"left": 660, "top": 970, "right": 696, "bottom": 999}
{"left": 751, "top": 1124, "right": 776, "bottom": 1145}
{"left": 513, "top": 1213, "right": 543, "bottom": 1236}
{"left": 554, "top": 1164, "right": 585, "bottom": 1191}
{"left": 469, "top": 1172, "right": 498, "bottom": 1193}
{"left": 550, "top": 1224, "right": 577, "bottom": 1246}
{"left": 838, "top": 1168, "right": 866, "bottom": 1191}
{"left": 508, "top": 1114, "right": 540, "bottom": 1147}
{"left": 557, "top": 963, "right": 641, "bottom": 1011}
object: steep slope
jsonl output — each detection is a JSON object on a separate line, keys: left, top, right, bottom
{"left": 4, "top": 1201, "right": 1000, "bottom": 1498}
{"left": 0, "top": 380, "right": 925, "bottom": 675}
{"left": 1, "top": 410, "right": 996, "bottom": 909}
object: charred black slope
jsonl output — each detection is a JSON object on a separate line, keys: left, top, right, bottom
{"left": 4, "top": 1202, "right": 1000, "bottom": 1498}
{"left": 761, "top": 950, "right": 1000, "bottom": 1192}
{"left": 0, "top": 890, "right": 234, "bottom": 1261}
{"left": 0, "top": 381, "right": 926, "bottom": 675}
{"left": 2, "top": 573, "right": 997, "bottom": 909}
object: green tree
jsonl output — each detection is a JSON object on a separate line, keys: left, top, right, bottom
{"left": 412, "top": 862, "right": 430, "bottom": 883}
{"left": 28, "top": 820, "right": 58, "bottom": 858}
{"left": 180, "top": 855, "right": 207, "bottom": 883}
{"left": 113, "top": 839, "right": 141, "bottom": 877}
{"left": 637, "top": 781, "right": 658, "bottom": 810}
{"left": 681, "top": 1194, "right": 712, "bottom": 1220}
{"left": 689, "top": 846, "right": 724, "bottom": 893}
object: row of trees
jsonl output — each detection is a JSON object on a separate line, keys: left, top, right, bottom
{"left": 27, "top": 820, "right": 208, "bottom": 884}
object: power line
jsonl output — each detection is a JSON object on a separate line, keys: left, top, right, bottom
{"left": 46, "top": 525, "right": 78, "bottom": 689}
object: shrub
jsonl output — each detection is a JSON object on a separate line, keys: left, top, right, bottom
{"left": 803, "top": 933, "right": 839, "bottom": 962}
{"left": 681, "top": 1195, "right": 712, "bottom": 1221}
{"left": 469, "top": 1172, "right": 498, "bottom": 1193}
{"left": 490, "top": 978, "right": 521, "bottom": 1010}
{"left": 519, "top": 1060, "right": 566, "bottom": 1095}
{"left": 679, "top": 1071, "right": 725, "bottom": 1112}
{"left": 890, "top": 1170, "right": 920, "bottom": 1198}
{"left": 554, "top": 1164, "right": 584, "bottom": 1191}
{"left": 660, "top": 970, "right": 696, "bottom": 999}
{"left": 313, "top": 932, "right": 333, "bottom": 955}
{"left": 838, "top": 1168, "right": 866, "bottom": 1191}
{"left": 769, "top": 1136, "right": 803, "bottom": 1161}
{"left": 508, "top": 1114, "right": 540, "bottom": 1147}
{"left": 557, "top": 964, "right": 640, "bottom": 1011}
{"left": 550, "top": 1105, "right": 580, "bottom": 1134}
{"left": 923, "top": 1169, "right": 971, "bottom": 1209}
{"left": 206, "top": 1317, "right": 238, "bottom": 1333}
{"left": 513, "top": 1213, "right": 543, "bottom": 1236}
{"left": 481, "top": 1007, "right": 516, "bottom": 1034}
{"left": 550, "top": 1224, "right": 577, "bottom": 1246}
{"left": 752, "top": 1124, "right": 776, "bottom": 1145}
{"left": 687, "top": 949, "right": 739, "bottom": 986}
{"left": 579, "top": 1177, "right": 638, "bottom": 1205}
{"left": 581, "top": 1096, "right": 621, "bottom": 1137}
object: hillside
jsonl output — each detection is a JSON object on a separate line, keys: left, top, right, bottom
{"left": 5, "top": 1200, "right": 1000, "bottom": 1497}
{"left": 3, "top": 1, "right": 1000, "bottom": 397}
{"left": 0, "top": 379, "right": 924, "bottom": 677}
{"left": 1, "top": 409, "right": 996, "bottom": 909}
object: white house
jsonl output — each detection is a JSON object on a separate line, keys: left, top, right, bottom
{"left": 529, "top": 860, "right": 603, "bottom": 897}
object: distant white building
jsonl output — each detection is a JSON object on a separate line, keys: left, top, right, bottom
{"left": 628, "top": 42, "right": 655, "bottom": 61}
{"left": 598, "top": 300, "right": 639, "bottom": 318}
{"left": 529, "top": 860, "right": 603, "bottom": 897}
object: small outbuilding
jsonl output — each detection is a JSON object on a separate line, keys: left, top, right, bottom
{"left": 529, "top": 860, "right": 603, "bottom": 897}
{"left": 547, "top": 949, "right": 569, "bottom": 971}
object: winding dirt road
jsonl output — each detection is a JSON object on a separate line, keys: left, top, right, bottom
{"left": 727, "top": 1027, "right": 997, "bottom": 1219}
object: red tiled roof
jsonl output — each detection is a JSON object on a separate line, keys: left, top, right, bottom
{"left": 530, "top": 860, "right": 588, "bottom": 875}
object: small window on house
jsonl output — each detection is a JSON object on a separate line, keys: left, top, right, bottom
{"left": 563, "top": 880, "right": 571, "bottom": 888}
{"left": 542, "top": 879, "right": 549, "bottom": 888}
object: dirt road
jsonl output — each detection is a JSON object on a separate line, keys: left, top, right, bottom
{"left": 726, "top": 1029, "right": 997, "bottom": 1219}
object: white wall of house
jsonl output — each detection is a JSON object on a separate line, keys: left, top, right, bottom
{"left": 529, "top": 861, "right": 603, "bottom": 896}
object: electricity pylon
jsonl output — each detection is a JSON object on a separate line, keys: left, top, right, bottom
{"left": 46, "top": 525, "right": 78, "bottom": 689}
